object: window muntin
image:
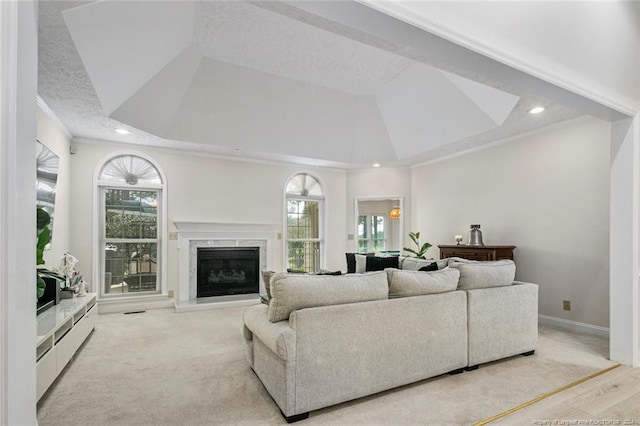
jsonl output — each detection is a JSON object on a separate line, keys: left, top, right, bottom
{"left": 285, "top": 174, "right": 323, "bottom": 273}
{"left": 358, "top": 214, "right": 387, "bottom": 252}
{"left": 97, "top": 155, "right": 163, "bottom": 297}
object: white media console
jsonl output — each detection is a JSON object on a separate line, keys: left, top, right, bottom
{"left": 36, "top": 293, "right": 97, "bottom": 400}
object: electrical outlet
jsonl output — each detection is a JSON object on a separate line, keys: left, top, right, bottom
{"left": 168, "top": 290, "right": 174, "bottom": 298}
{"left": 563, "top": 300, "right": 571, "bottom": 311}
{"left": 169, "top": 232, "right": 178, "bottom": 240}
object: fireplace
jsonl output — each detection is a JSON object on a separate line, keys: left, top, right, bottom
{"left": 174, "top": 221, "right": 278, "bottom": 309}
{"left": 197, "top": 247, "right": 259, "bottom": 297}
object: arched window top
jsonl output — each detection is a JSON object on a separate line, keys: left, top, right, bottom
{"left": 98, "top": 154, "right": 162, "bottom": 186}
{"left": 286, "top": 173, "right": 323, "bottom": 197}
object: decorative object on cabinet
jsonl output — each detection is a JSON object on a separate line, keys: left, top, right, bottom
{"left": 439, "top": 245, "right": 516, "bottom": 261}
{"left": 55, "top": 252, "right": 86, "bottom": 296}
{"left": 467, "top": 224, "right": 484, "bottom": 246}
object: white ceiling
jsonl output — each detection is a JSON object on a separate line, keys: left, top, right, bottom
{"left": 38, "top": 0, "right": 584, "bottom": 168}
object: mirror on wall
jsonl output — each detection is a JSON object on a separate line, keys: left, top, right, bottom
{"left": 36, "top": 140, "right": 59, "bottom": 232}
{"left": 354, "top": 196, "right": 403, "bottom": 255}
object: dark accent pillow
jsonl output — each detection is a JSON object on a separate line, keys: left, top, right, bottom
{"left": 365, "top": 256, "right": 399, "bottom": 272}
{"left": 286, "top": 268, "right": 306, "bottom": 274}
{"left": 345, "top": 253, "right": 373, "bottom": 273}
{"left": 317, "top": 270, "right": 342, "bottom": 276}
{"left": 419, "top": 262, "right": 439, "bottom": 272}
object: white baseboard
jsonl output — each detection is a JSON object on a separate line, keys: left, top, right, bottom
{"left": 174, "top": 297, "right": 260, "bottom": 313}
{"left": 97, "top": 295, "right": 174, "bottom": 314}
{"left": 538, "top": 314, "right": 610, "bottom": 338}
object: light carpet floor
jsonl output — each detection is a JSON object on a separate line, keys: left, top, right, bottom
{"left": 37, "top": 306, "right": 615, "bottom": 425}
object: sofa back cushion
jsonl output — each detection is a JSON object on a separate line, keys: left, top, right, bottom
{"left": 267, "top": 271, "right": 388, "bottom": 322}
{"left": 450, "top": 260, "right": 516, "bottom": 290}
{"left": 399, "top": 256, "right": 436, "bottom": 271}
{"left": 399, "top": 256, "right": 451, "bottom": 271}
{"left": 347, "top": 253, "right": 399, "bottom": 273}
{"left": 345, "top": 252, "right": 373, "bottom": 273}
{"left": 387, "top": 268, "right": 460, "bottom": 298}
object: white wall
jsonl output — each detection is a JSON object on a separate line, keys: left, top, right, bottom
{"left": 37, "top": 105, "right": 72, "bottom": 266}
{"left": 69, "top": 141, "right": 347, "bottom": 297}
{"left": 412, "top": 117, "right": 611, "bottom": 327}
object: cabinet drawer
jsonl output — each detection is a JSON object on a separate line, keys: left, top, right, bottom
{"left": 37, "top": 346, "right": 57, "bottom": 400}
{"left": 56, "top": 313, "right": 94, "bottom": 372}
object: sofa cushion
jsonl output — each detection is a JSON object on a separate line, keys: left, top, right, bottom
{"left": 418, "top": 262, "right": 438, "bottom": 272}
{"left": 399, "top": 256, "right": 445, "bottom": 271}
{"left": 450, "top": 260, "right": 516, "bottom": 290}
{"left": 348, "top": 253, "right": 399, "bottom": 273}
{"left": 262, "top": 270, "right": 276, "bottom": 300}
{"left": 365, "top": 255, "right": 399, "bottom": 271}
{"left": 388, "top": 268, "right": 460, "bottom": 298}
{"left": 267, "top": 271, "right": 389, "bottom": 322}
{"left": 346, "top": 252, "right": 373, "bottom": 273}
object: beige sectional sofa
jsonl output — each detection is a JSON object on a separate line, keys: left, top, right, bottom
{"left": 242, "top": 258, "right": 538, "bottom": 422}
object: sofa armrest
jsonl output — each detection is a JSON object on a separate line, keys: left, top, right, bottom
{"left": 243, "top": 304, "right": 296, "bottom": 361}
{"left": 466, "top": 282, "right": 538, "bottom": 366}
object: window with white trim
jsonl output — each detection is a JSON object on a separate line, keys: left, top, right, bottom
{"left": 285, "top": 173, "right": 324, "bottom": 273}
{"left": 97, "top": 155, "right": 164, "bottom": 297}
{"left": 358, "top": 214, "right": 387, "bottom": 252}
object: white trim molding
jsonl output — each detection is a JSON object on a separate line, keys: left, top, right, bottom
{"left": 97, "top": 295, "right": 174, "bottom": 314}
{"left": 358, "top": 0, "right": 638, "bottom": 118}
{"left": 36, "top": 96, "right": 72, "bottom": 140}
{"left": 0, "top": 1, "right": 38, "bottom": 423}
{"left": 92, "top": 150, "right": 169, "bottom": 303}
{"left": 538, "top": 315, "right": 610, "bottom": 339}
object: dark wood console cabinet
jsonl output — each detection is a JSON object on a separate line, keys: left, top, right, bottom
{"left": 439, "top": 245, "right": 516, "bottom": 261}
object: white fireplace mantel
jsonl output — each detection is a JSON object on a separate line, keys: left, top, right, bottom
{"left": 174, "top": 222, "right": 280, "bottom": 309}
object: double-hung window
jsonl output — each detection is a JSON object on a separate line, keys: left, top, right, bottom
{"left": 358, "top": 214, "right": 387, "bottom": 252}
{"left": 285, "top": 173, "right": 324, "bottom": 273}
{"left": 96, "top": 154, "right": 165, "bottom": 297}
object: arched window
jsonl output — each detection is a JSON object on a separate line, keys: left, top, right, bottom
{"left": 95, "top": 154, "right": 166, "bottom": 298}
{"left": 285, "top": 173, "right": 324, "bottom": 273}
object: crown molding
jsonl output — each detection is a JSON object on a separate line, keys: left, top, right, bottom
{"left": 36, "top": 96, "right": 73, "bottom": 140}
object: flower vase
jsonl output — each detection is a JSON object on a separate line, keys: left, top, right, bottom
{"left": 60, "top": 289, "right": 74, "bottom": 299}
{"left": 77, "top": 280, "right": 87, "bottom": 297}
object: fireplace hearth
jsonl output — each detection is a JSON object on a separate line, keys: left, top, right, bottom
{"left": 197, "top": 247, "right": 259, "bottom": 297}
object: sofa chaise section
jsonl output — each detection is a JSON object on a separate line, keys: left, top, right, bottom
{"left": 466, "top": 281, "right": 538, "bottom": 367}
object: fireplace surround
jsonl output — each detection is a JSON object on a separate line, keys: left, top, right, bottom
{"left": 174, "top": 222, "right": 279, "bottom": 310}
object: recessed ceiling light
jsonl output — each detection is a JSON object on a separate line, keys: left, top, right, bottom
{"left": 528, "top": 107, "right": 545, "bottom": 114}
{"left": 372, "top": 163, "right": 381, "bottom": 168}
{"left": 115, "top": 128, "right": 130, "bottom": 135}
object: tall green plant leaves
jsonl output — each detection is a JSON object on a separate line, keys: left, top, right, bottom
{"left": 403, "top": 231, "right": 432, "bottom": 259}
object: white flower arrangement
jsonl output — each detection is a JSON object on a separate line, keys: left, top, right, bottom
{"left": 56, "top": 252, "right": 83, "bottom": 291}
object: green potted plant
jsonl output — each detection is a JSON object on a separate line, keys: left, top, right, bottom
{"left": 37, "top": 207, "right": 63, "bottom": 313}
{"left": 403, "top": 231, "right": 432, "bottom": 259}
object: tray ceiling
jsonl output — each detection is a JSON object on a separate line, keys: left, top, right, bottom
{"left": 38, "top": 0, "right": 583, "bottom": 168}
